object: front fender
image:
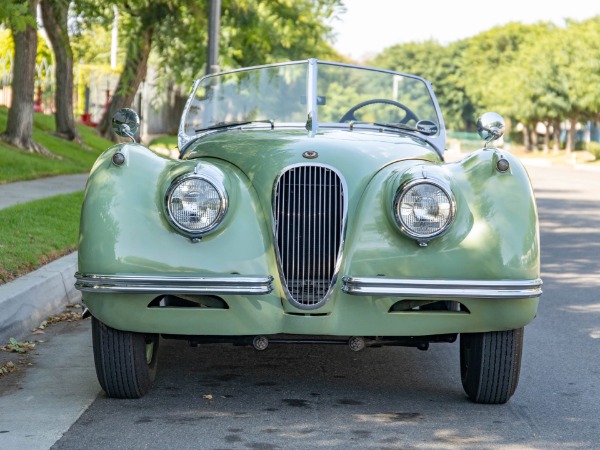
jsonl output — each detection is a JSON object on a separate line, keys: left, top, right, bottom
{"left": 78, "top": 144, "right": 278, "bottom": 281}
{"left": 342, "top": 148, "right": 540, "bottom": 281}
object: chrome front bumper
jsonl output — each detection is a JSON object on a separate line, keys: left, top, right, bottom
{"left": 76, "top": 273, "right": 542, "bottom": 300}
{"left": 342, "top": 277, "right": 543, "bottom": 299}
{"left": 75, "top": 273, "right": 274, "bottom": 295}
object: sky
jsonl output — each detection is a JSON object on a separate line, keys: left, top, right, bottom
{"left": 331, "top": 0, "right": 600, "bottom": 61}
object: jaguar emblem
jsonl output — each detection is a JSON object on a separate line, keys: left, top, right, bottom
{"left": 303, "top": 150, "right": 319, "bottom": 159}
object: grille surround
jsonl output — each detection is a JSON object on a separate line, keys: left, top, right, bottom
{"left": 272, "top": 164, "right": 347, "bottom": 309}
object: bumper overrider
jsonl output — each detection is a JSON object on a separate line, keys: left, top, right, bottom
{"left": 76, "top": 273, "right": 542, "bottom": 300}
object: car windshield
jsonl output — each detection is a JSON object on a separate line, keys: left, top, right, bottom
{"left": 180, "top": 60, "right": 442, "bottom": 147}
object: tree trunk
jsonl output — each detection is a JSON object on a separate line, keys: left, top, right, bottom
{"left": 531, "top": 127, "right": 538, "bottom": 153}
{"left": 566, "top": 115, "right": 579, "bottom": 155}
{"left": 41, "top": 0, "right": 79, "bottom": 142}
{"left": 1, "top": 0, "right": 53, "bottom": 156}
{"left": 97, "top": 26, "right": 154, "bottom": 140}
{"left": 522, "top": 124, "right": 531, "bottom": 152}
{"left": 552, "top": 119, "right": 561, "bottom": 154}
{"left": 542, "top": 122, "right": 550, "bottom": 155}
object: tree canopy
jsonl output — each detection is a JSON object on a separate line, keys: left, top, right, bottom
{"left": 371, "top": 17, "right": 600, "bottom": 151}
{"left": 1, "top": 2, "right": 598, "bottom": 151}
{"left": 69, "top": 0, "right": 343, "bottom": 138}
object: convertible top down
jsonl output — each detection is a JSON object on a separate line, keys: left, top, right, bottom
{"left": 77, "top": 59, "right": 541, "bottom": 402}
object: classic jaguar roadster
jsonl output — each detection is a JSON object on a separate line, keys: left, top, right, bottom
{"left": 76, "top": 59, "right": 542, "bottom": 402}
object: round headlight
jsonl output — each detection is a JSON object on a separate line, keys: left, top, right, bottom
{"left": 166, "top": 174, "right": 227, "bottom": 236}
{"left": 393, "top": 179, "right": 455, "bottom": 241}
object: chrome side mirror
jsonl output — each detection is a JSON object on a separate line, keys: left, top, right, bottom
{"left": 477, "top": 112, "right": 505, "bottom": 148}
{"left": 112, "top": 108, "right": 140, "bottom": 143}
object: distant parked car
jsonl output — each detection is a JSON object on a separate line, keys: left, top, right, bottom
{"left": 76, "top": 59, "right": 542, "bottom": 402}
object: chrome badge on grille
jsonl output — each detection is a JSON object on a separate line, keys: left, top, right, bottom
{"left": 302, "top": 150, "right": 318, "bottom": 159}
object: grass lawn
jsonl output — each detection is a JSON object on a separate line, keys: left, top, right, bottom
{"left": 0, "top": 192, "right": 83, "bottom": 284}
{"left": 0, "top": 106, "right": 113, "bottom": 184}
{"left": 0, "top": 107, "right": 113, "bottom": 282}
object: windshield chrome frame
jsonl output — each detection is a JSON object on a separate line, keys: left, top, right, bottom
{"left": 178, "top": 59, "right": 446, "bottom": 157}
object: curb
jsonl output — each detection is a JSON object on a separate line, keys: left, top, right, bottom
{"left": 0, "top": 252, "right": 80, "bottom": 344}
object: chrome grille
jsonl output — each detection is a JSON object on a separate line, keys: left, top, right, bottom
{"left": 273, "top": 165, "right": 344, "bottom": 308}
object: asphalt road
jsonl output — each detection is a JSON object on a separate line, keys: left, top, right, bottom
{"left": 6, "top": 162, "right": 600, "bottom": 449}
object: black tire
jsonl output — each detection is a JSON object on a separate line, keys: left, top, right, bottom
{"left": 460, "top": 328, "right": 523, "bottom": 404}
{"left": 92, "top": 316, "right": 159, "bottom": 399}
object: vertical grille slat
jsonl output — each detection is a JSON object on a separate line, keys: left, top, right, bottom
{"left": 274, "top": 165, "right": 344, "bottom": 308}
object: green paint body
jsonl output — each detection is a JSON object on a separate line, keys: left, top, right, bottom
{"left": 79, "top": 129, "right": 540, "bottom": 336}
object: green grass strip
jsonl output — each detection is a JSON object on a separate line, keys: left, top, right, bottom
{"left": 0, "top": 107, "right": 113, "bottom": 184}
{"left": 0, "top": 191, "right": 83, "bottom": 284}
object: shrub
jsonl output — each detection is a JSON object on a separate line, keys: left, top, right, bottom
{"left": 588, "top": 142, "right": 600, "bottom": 160}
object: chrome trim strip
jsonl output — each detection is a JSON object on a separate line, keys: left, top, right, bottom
{"left": 75, "top": 273, "right": 273, "bottom": 295}
{"left": 306, "top": 58, "right": 318, "bottom": 134}
{"left": 342, "top": 277, "right": 542, "bottom": 299}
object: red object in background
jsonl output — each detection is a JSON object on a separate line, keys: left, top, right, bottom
{"left": 79, "top": 85, "right": 98, "bottom": 127}
{"left": 33, "top": 85, "right": 43, "bottom": 113}
{"left": 80, "top": 113, "right": 97, "bottom": 127}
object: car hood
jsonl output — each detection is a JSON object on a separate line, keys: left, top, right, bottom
{"left": 182, "top": 129, "right": 441, "bottom": 188}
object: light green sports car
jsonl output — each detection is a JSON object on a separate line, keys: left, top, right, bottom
{"left": 76, "top": 59, "right": 541, "bottom": 402}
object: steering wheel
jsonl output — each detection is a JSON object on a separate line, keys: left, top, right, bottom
{"left": 339, "top": 98, "right": 419, "bottom": 124}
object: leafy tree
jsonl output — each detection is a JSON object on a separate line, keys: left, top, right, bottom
{"left": 0, "top": 0, "right": 53, "bottom": 155}
{"left": 70, "top": 22, "right": 119, "bottom": 66}
{"left": 502, "top": 18, "right": 600, "bottom": 153}
{"left": 94, "top": 0, "right": 178, "bottom": 139}
{"left": 220, "top": 0, "right": 341, "bottom": 68}
{"left": 371, "top": 40, "right": 475, "bottom": 130}
{"left": 558, "top": 18, "right": 600, "bottom": 153}
{"left": 369, "top": 16, "right": 600, "bottom": 153}
{"left": 496, "top": 24, "right": 569, "bottom": 152}
{"left": 460, "top": 22, "right": 545, "bottom": 116}
{"left": 0, "top": 28, "right": 53, "bottom": 65}
{"left": 0, "top": 1, "right": 31, "bottom": 31}
{"left": 89, "top": 0, "right": 343, "bottom": 140}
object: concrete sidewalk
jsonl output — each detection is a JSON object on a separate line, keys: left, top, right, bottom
{"left": 0, "top": 174, "right": 87, "bottom": 343}
{"left": 0, "top": 173, "right": 88, "bottom": 209}
{"left": 0, "top": 319, "right": 100, "bottom": 449}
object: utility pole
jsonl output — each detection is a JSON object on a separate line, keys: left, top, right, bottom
{"left": 206, "top": 0, "right": 221, "bottom": 74}
{"left": 111, "top": 5, "right": 118, "bottom": 70}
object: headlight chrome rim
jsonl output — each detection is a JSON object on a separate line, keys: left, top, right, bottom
{"left": 165, "top": 172, "right": 228, "bottom": 237}
{"left": 392, "top": 177, "right": 455, "bottom": 242}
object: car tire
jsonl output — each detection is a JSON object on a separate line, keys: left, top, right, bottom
{"left": 92, "top": 316, "right": 159, "bottom": 399}
{"left": 460, "top": 328, "right": 523, "bottom": 404}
